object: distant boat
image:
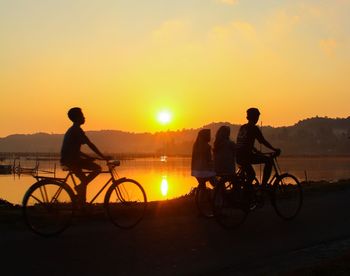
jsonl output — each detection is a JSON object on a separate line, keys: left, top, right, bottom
{"left": 0, "top": 164, "right": 12, "bottom": 175}
{"left": 160, "top": 155, "right": 167, "bottom": 162}
{"left": 13, "top": 161, "right": 39, "bottom": 176}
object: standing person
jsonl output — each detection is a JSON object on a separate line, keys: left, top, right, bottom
{"left": 213, "top": 125, "right": 236, "bottom": 177}
{"left": 191, "top": 129, "right": 216, "bottom": 189}
{"left": 60, "top": 107, "right": 109, "bottom": 204}
{"left": 236, "top": 108, "right": 280, "bottom": 187}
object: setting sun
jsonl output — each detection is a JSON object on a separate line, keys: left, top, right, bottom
{"left": 157, "top": 110, "right": 172, "bottom": 125}
{"left": 1, "top": 1, "right": 350, "bottom": 137}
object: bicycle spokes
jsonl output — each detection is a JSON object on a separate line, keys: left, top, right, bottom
{"left": 195, "top": 184, "right": 215, "bottom": 218}
{"left": 105, "top": 179, "right": 147, "bottom": 229}
{"left": 23, "top": 181, "right": 74, "bottom": 236}
{"left": 113, "top": 184, "right": 130, "bottom": 204}
{"left": 273, "top": 174, "right": 303, "bottom": 220}
{"left": 213, "top": 183, "right": 248, "bottom": 229}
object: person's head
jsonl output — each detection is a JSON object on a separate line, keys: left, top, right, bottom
{"left": 214, "top": 125, "right": 230, "bottom": 150}
{"left": 67, "top": 107, "right": 85, "bottom": 125}
{"left": 196, "top": 128, "right": 211, "bottom": 144}
{"left": 246, "top": 107, "right": 260, "bottom": 125}
{"left": 215, "top": 126, "right": 230, "bottom": 141}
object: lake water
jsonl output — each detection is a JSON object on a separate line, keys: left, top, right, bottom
{"left": 1, "top": 156, "right": 350, "bottom": 204}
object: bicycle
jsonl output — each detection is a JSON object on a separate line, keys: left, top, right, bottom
{"left": 22, "top": 159, "right": 147, "bottom": 236}
{"left": 213, "top": 152, "right": 303, "bottom": 229}
{"left": 194, "top": 178, "right": 216, "bottom": 218}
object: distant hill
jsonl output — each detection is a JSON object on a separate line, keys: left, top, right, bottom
{"left": 0, "top": 116, "right": 350, "bottom": 156}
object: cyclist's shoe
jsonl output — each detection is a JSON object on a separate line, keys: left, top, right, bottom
{"left": 242, "top": 190, "right": 257, "bottom": 211}
{"left": 255, "top": 190, "right": 264, "bottom": 208}
{"left": 249, "top": 201, "right": 257, "bottom": 211}
{"left": 260, "top": 183, "right": 271, "bottom": 192}
{"left": 76, "top": 203, "right": 92, "bottom": 217}
{"left": 75, "top": 184, "right": 86, "bottom": 206}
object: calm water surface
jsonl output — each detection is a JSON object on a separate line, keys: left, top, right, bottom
{"left": 1, "top": 156, "right": 350, "bottom": 204}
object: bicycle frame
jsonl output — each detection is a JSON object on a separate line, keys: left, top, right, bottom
{"left": 265, "top": 153, "right": 282, "bottom": 187}
{"left": 236, "top": 153, "right": 283, "bottom": 186}
{"left": 33, "top": 161, "right": 127, "bottom": 205}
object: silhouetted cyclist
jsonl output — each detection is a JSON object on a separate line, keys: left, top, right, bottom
{"left": 60, "top": 107, "right": 109, "bottom": 204}
{"left": 213, "top": 125, "right": 236, "bottom": 178}
{"left": 191, "top": 129, "right": 216, "bottom": 188}
{"left": 236, "top": 108, "right": 281, "bottom": 188}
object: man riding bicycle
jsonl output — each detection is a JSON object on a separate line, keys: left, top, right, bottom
{"left": 60, "top": 107, "right": 109, "bottom": 204}
{"left": 236, "top": 108, "right": 281, "bottom": 188}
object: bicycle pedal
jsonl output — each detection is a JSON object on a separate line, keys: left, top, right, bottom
{"left": 249, "top": 202, "right": 257, "bottom": 211}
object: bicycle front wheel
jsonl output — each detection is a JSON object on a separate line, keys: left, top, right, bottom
{"left": 105, "top": 178, "right": 147, "bottom": 229}
{"left": 22, "top": 180, "right": 75, "bottom": 237}
{"left": 272, "top": 173, "right": 303, "bottom": 220}
{"left": 195, "top": 182, "right": 215, "bottom": 218}
{"left": 213, "top": 181, "right": 248, "bottom": 229}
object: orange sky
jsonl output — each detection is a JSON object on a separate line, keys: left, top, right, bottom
{"left": 1, "top": 0, "right": 350, "bottom": 137}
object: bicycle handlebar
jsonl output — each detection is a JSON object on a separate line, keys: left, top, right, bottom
{"left": 107, "top": 160, "right": 121, "bottom": 167}
{"left": 95, "top": 157, "right": 121, "bottom": 167}
{"left": 93, "top": 156, "right": 113, "bottom": 161}
{"left": 261, "top": 150, "right": 281, "bottom": 158}
{"left": 89, "top": 157, "right": 121, "bottom": 168}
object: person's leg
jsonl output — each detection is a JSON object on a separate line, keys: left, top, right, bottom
{"left": 237, "top": 154, "right": 256, "bottom": 185}
{"left": 236, "top": 163, "right": 256, "bottom": 209}
{"left": 251, "top": 154, "right": 273, "bottom": 186}
{"left": 80, "top": 159, "right": 102, "bottom": 186}
{"left": 70, "top": 159, "right": 101, "bottom": 204}
{"left": 239, "top": 163, "right": 256, "bottom": 186}
{"left": 69, "top": 166, "right": 88, "bottom": 204}
{"left": 262, "top": 158, "right": 273, "bottom": 185}
{"left": 196, "top": 177, "right": 206, "bottom": 189}
{"left": 70, "top": 167, "right": 87, "bottom": 184}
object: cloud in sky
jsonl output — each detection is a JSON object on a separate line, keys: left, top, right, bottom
{"left": 266, "top": 9, "right": 300, "bottom": 36}
{"left": 152, "top": 19, "right": 190, "bottom": 44}
{"left": 209, "top": 20, "right": 256, "bottom": 42}
{"left": 217, "top": 0, "right": 239, "bottom": 5}
{"left": 320, "top": 39, "right": 337, "bottom": 57}
{"left": 232, "top": 21, "right": 257, "bottom": 40}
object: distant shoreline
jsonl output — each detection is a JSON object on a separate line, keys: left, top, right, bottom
{"left": 2, "top": 152, "right": 350, "bottom": 160}
{"left": 1, "top": 118, "right": 350, "bottom": 155}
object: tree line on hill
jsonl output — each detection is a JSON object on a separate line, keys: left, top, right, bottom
{"left": 0, "top": 116, "right": 349, "bottom": 156}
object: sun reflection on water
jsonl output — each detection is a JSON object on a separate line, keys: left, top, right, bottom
{"left": 161, "top": 176, "right": 168, "bottom": 197}
{"left": 1, "top": 156, "right": 345, "bottom": 204}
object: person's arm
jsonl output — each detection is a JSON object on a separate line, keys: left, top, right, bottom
{"left": 86, "top": 139, "right": 107, "bottom": 159}
{"left": 79, "top": 128, "right": 109, "bottom": 160}
{"left": 206, "top": 144, "right": 214, "bottom": 168}
{"left": 261, "top": 137, "right": 277, "bottom": 151}
{"left": 256, "top": 128, "right": 280, "bottom": 153}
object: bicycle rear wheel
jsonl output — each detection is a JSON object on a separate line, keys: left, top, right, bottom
{"left": 272, "top": 173, "right": 303, "bottom": 220}
{"left": 213, "top": 181, "right": 248, "bottom": 229}
{"left": 195, "top": 182, "right": 215, "bottom": 218}
{"left": 105, "top": 178, "right": 147, "bottom": 229}
{"left": 22, "top": 180, "right": 75, "bottom": 236}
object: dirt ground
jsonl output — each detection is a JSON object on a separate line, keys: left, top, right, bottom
{"left": 1, "top": 181, "right": 350, "bottom": 275}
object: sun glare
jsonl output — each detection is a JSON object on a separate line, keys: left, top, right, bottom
{"left": 161, "top": 176, "right": 168, "bottom": 197}
{"left": 157, "top": 110, "right": 172, "bottom": 125}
